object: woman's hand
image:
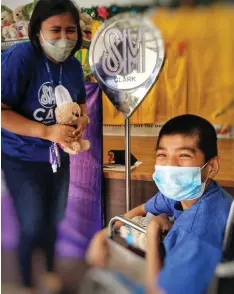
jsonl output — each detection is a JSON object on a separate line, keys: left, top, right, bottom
{"left": 44, "top": 124, "right": 76, "bottom": 145}
{"left": 69, "top": 116, "right": 89, "bottom": 141}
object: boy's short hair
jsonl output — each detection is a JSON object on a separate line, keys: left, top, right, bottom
{"left": 157, "top": 114, "right": 218, "bottom": 162}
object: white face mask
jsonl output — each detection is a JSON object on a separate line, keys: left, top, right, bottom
{"left": 40, "top": 31, "right": 76, "bottom": 62}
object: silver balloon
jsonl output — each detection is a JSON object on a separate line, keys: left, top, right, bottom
{"left": 89, "top": 13, "right": 165, "bottom": 118}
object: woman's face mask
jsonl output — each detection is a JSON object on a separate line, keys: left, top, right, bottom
{"left": 152, "top": 162, "right": 209, "bottom": 201}
{"left": 40, "top": 31, "right": 76, "bottom": 63}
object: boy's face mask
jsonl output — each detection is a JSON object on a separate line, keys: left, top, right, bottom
{"left": 152, "top": 163, "right": 209, "bottom": 201}
{"left": 40, "top": 31, "right": 76, "bottom": 62}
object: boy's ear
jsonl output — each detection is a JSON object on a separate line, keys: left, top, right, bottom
{"left": 207, "top": 156, "right": 220, "bottom": 179}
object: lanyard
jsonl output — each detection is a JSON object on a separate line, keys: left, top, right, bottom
{"left": 44, "top": 58, "right": 62, "bottom": 172}
{"left": 49, "top": 143, "right": 61, "bottom": 173}
{"left": 45, "top": 58, "right": 63, "bottom": 88}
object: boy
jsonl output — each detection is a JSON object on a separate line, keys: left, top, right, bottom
{"left": 87, "top": 114, "right": 232, "bottom": 294}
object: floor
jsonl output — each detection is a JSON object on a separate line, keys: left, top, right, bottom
{"left": 1, "top": 249, "right": 88, "bottom": 294}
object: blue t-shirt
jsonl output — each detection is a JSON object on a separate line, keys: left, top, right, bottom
{"left": 144, "top": 181, "right": 232, "bottom": 294}
{"left": 1, "top": 42, "right": 86, "bottom": 162}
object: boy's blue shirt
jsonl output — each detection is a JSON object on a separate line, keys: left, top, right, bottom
{"left": 145, "top": 180, "right": 232, "bottom": 294}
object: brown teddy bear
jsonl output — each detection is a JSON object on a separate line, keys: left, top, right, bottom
{"left": 80, "top": 12, "right": 92, "bottom": 40}
{"left": 13, "top": 6, "right": 28, "bottom": 38}
{"left": 1, "top": 10, "right": 14, "bottom": 26}
{"left": 1, "top": 10, "right": 18, "bottom": 40}
{"left": 55, "top": 85, "right": 90, "bottom": 155}
{"left": 13, "top": 5, "right": 25, "bottom": 22}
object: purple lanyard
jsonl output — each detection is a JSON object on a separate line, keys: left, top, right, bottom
{"left": 49, "top": 143, "right": 61, "bottom": 173}
{"left": 44, "top": 58, "right": 63, "bottom": 88}
{"left": 45, "top": 58, "right": 63, "bottom": 172}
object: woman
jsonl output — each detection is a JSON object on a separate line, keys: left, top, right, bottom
{"left": 1, "top": 0, "right": 89, "bottom": 292}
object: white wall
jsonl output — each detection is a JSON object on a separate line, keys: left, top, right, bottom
{"left": 2, "top": 0, "right": 31, "bottom": 9}
{"left": 74, "top": 0, "right": 154, "bottom": 7}
{"left": 3, "top": 0, "right": 154, "bottom": 10}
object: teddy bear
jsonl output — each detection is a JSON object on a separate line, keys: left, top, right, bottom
{"left": 54, "top": 85, "right": 90, "bottom": 155}
{"left": 13, "top": 5, "right": 25, "bottom": 22}
{"left": 2, "top": 23, "right": 18, "bottom": 40}
{"left": 1, "top": 10, "right": 14, "bottom": 26}
{"left": 80, "top": 12, "right": 92, "bottom": 41}
{"left": 13, "top": 5, "right": 29, "bottom": 38}
{"left": 1, "top": 10, "right": 18, "bottom": 40}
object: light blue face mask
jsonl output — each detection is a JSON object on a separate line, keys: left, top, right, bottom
{"left": 152, "top": 164, "right": 208, "bottom": 201}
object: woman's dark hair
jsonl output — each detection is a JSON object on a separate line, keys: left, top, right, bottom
{"left": 157, "top": 114, "right": 218, "bottom": 162}
{"left": 28, "top": 0, "right": 83, "bottom": 55}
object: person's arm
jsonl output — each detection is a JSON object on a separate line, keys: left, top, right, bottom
{"left": 1, "top": 103, "right": 77, "bottom": 144}
{"left": 79, "top": 103, "right": 90, "bottom": 128}
{"left": 80, "top": 103, "right": 88, "bottom": 116}
{"left": 145, "top": 215, "right": 173, "bottom": 294}
{"left": 71, "top": 63, "right": 89, "bottom": 137}
{"left": 86, "top": 204, "right": 147, "bottom": 266}
{"left": 2, "top": 103, "right": 46, "bottom": 138}
{"left": 71, "top": 103, "right": 89, "bottom": 140}
{"left": 86, "top": 227, "right": 109, "bottom": 267}
{"left": 114, "top": 204, "right": 147, "bottom": 230}
{"left": 86, "top": 196, "right": 173, "bottom": 267}
{"left": 146, "top": 222, "right": 163, "bottom": 294}
{"left": 124, "top": 204, "right": 146, "bottom": 219}
{"left": 119, "top": 192, "right": 175, "bottom": 229}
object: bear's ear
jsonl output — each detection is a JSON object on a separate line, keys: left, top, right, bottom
{"left": 22, "top": 2, "right": 36, "bottom": 20}
{"left": 1, "top": 5, "right": 12, "bottom": 14}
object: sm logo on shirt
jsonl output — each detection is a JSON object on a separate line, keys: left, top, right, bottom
{"left": 33, "top": 82, "right": 56, "bottom": 125}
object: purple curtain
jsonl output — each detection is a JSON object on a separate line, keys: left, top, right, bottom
{"left": 1, "top": 83, "right": 103, "bottom": 258}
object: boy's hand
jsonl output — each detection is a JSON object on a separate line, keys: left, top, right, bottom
{"left": 86, "top": 228, "right": 109, "bottom": 267}
{"left": 147, "top": 214, "right": 172, "bottom": 236}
